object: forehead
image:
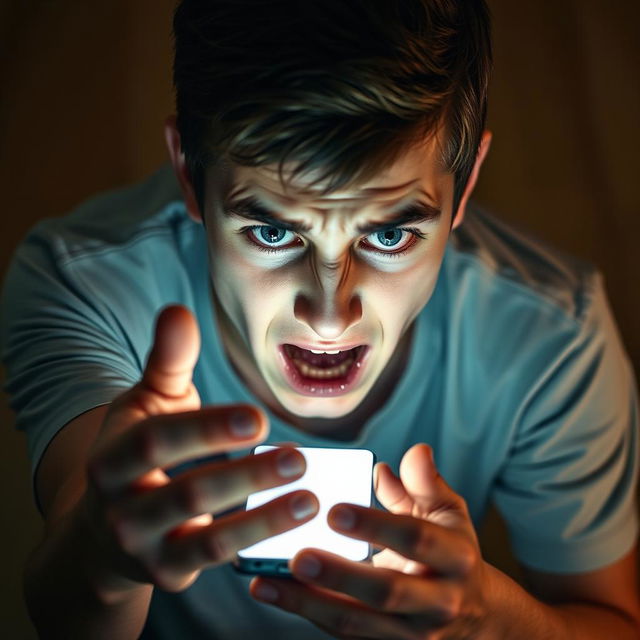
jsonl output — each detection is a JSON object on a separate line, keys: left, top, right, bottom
{"left": 211, "top": 133, "right": 449, "bottom": 209}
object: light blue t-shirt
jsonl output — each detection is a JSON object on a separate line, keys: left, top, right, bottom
{"left": 2, "top": 164, "right": 638, "bottom": 638}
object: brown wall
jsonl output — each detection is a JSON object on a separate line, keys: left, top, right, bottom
{"left": 1, "top": 1, "right": 638, "bottom": 636}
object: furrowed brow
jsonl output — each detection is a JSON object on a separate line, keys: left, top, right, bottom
{"left": 355, "top": 202, "right": 442, "bottom": 234}
{"left": 223, "top": 194, "right": 442, "bottom": 235}
{"left": 223, "top": 195, "right": 312, "bottom": 233}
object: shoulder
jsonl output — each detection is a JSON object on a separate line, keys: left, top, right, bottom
{"left": 2, "top": 165, "right": 203, "bottom": 367}
{"left": 19, "top": 163, "right": 193, "bottom": 266}
{"left": 445, "top": 202, "right": 598, "bottom": 325}
{"left": 435, "top": 202, "right": 615, "bottom": 403}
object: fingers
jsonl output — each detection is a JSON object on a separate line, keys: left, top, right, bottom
{"left": 141, "top": 305, "right": 201, "bottom": 399}
{"left": 143, "top": 490, "right": 319, "bottom": 591}
{"left": 251, "top": 569, "right": 422, "bottom": 638}
{"left": 399, "top": 445, "right": 463, "bottom": 512}
{"left": 327, "top": 504, "right": 478, "bottom": 577}
{"left": 398, "top": 444, "right": 475, "bottom": 538}
{"left": 285, "top": 549, "right": 461, "bottom": 620}
{"left": 374, "top": 462, "right": 413, "bottom": 515}
{"left": 377, "top": 445, "right": 471, "bottom": 528}
{"left": 106, "top": 447, "right": 308, "bottom": 550}
{"left": 88, "top": 404, "right": 267, "bottom": 494}
{"left": 254, "top": 580, "right": 411, "bottom": 639}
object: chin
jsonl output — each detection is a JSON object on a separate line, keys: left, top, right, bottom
{"left": 277, "top": 390, "right": 366, "bottom": 418}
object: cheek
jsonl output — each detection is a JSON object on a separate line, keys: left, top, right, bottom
{"left": 369, "top": 239, "right": 447, "bottom": 314}
{"left": 368, "top": 266, "right": 438, "bottom": 331}
{"left": 244, "top": 272, "right": 293, "bottom": 322}
{"left": 212, "top": 248, "right": 293, "bottom": 330}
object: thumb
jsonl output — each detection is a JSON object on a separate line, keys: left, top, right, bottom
{"left": 96, "top": 305, "right": 202, "bottom": 491}
{"left": 140, "top": 304, "right": 201, "bottom": 398}
{"left": 106, "top": 305, "right": 201, "bottom": 433}
{"left": 374, "top": 462, "right": 413, "bottom": 515}
{"left": 399, "top": 444, "right": 470, "bottom": 529}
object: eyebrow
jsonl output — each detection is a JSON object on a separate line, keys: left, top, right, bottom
{"left": 222, "top": 194, "right": 442, "bottom": 235}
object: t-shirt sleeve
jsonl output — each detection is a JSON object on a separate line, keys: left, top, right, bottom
{"left": 1, "top": 227, "right": 144, "bottom": 514}
{"left": 492, "top": 270, "right": 639, "bottom": 574}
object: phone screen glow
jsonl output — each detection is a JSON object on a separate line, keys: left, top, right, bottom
{"left": 238, "top": 446, "right": 374, "bottom": 561}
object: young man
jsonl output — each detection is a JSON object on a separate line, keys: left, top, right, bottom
{"left": 1, "top": 1, "right": 638, "bottom": 638}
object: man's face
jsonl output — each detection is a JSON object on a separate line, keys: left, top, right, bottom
{"left": 201, "top": 136, "right": 457, "bottom": 422}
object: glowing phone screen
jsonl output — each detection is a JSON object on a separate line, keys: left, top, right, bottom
{"left": 238, "top": 446, "right": 375, "bottom": 562}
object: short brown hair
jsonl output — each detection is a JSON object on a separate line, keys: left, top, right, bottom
{"left": 172, "top": 0, "right": 491, "bottom": 217}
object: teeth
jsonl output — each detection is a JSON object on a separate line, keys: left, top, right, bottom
{"left": 293, "top": 357, "right": 354, "bottom": 378}
{"left": 309, "top": 349, "right": 341, "bottom": 354}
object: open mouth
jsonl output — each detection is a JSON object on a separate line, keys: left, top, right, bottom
{"left": 279, "top": 344, "right": 370, "bottom": 396}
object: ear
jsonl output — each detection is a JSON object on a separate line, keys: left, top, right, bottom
{"left": 164, "top": 115, "right": 204, "bottom": 224}
{"left": 450, "top": 130, "right": 492, "bottom": 231}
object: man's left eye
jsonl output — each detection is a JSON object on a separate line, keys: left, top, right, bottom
{"left": 242, "top": 225, "right": 424, "bottom": 257}
{"left": 365, "top": 229, "right": 414, "bottom": 252}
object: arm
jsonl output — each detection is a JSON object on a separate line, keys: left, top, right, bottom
{"left": 24, "top": 405, "right": 153, "bottom": 640}
{"left": 485, "top": 546, "right": 640, "bottom": 639}
{"left": 23, "top": 305, "right": 318, "bottom": 640}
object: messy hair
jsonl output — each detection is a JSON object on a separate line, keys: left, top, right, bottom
{"left": 172, "top": 0, "right": 492, "bottom": 218}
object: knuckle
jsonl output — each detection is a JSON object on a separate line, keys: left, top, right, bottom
{"left": 439, "top": 589, "right": 463, "bottom": 622}
{"left": 147, "top": 566, "right": 180, "bottom": 592}
{"left": 377, "top": 580, "right": 403, "bottom": 612}
{"left": 407, "top": 524, "right": 431, "bottom": 557}
{"left": 135, "top": 423, "right": 161, "bottom": 468}
{"left": 133, "top": 390, "right": 167, "bottom": 416}
{"left": 457, "top": 542, "right": 477, "bottom": 575}
{"left": 174, "top": 479, "right": 205, "bottom": 516}
{"left": 456, "top": 494, "right": 469, "bottom": 513}
{"left": 202, "top": 529, "right": 230, "bottom": 565}
{"left": 332, "top": 610, "right": 359, "bottom": 636}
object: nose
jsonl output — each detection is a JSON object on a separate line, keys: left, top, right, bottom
{"left": 293, "top": 255, "right": 363, "bottom": 340}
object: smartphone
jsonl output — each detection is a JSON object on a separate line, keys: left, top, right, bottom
{"left": 234, "top": 445, "right": 376, "bottom": 577}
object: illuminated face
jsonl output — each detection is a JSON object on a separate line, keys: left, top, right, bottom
{"left": 199, "top": 134, "right": 461, "bottom": 430}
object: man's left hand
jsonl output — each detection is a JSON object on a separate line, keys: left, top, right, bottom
{"left": 250, "top": 443, "right": 495, "bottom": 639}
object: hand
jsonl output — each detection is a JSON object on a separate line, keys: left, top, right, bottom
{"left": 250, "top": 443, "right": 491, "bottom": 639}
{"left": 77, "top": 305, "right": 319, "bottom": 597}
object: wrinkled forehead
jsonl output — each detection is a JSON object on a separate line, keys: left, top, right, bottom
{"left": 207, "top": 132, "right": 450, "bottom": 210}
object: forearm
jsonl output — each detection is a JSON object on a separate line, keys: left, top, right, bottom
{"left": 484, "top": 564, "right": 638, "bottom": 640}
{"left": 550, "top": 602, "right": 639, "bottom": 640}
{"left": 24, "top": 505, "right": 153, "bottom": 639}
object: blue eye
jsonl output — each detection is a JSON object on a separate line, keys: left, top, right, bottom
{"left": 374, "top": 229, "right": 403, "bottom": 247}
{"left": 238, "top": 224, "right": 426, "bottom": 258}
{"left": 256, "top": 226, "right": 289, "bottom": 245}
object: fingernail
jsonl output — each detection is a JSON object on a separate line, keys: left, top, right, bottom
{"left": 229, "top": 411, "right": 258, "bottom": 438}
{"left": 254, "top": 581, "right": 279, "bottom": 602}
{"left": 290, "top": 494, "right": 316, "bottom": 520}
{"left": 276, "top": 450, "right": 305, "bottom": 478}
{"left": 332, "top": 506, "right": 356, "bottom": 530}
{"left": 295, "top": 553, "right": 322, "bottom": 578}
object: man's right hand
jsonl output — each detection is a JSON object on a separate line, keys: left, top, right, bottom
{"left": 76, "top": 304, "right": 318, "bottom": 597}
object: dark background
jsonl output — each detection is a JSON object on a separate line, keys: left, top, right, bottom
{"left": 1, "top": 1, "right": 638, "bottom": 635}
